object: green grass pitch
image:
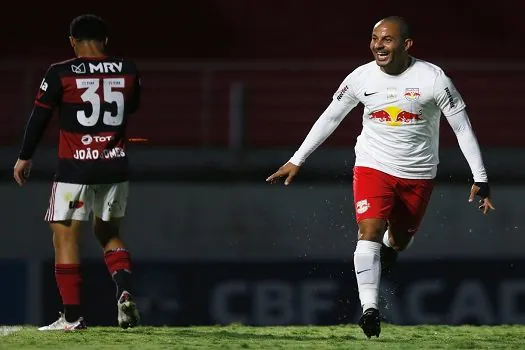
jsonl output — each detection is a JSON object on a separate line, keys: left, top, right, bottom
{"left": 2, "top": 324, "right": 524, "bottom": 349}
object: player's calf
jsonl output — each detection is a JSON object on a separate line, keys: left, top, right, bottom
{"left": 95, "top": 216, "right": 140, "bottom": 327}
{"left": 104, "top": 248, "right": 140, "bottom": 328}
{"left": 51, "top": 222, "right": 84, "bottom": 328}
{"left": 354, "top": 220, "right": 383, "bottom": 313}
{"left": 104, "top": 248, "right": 133, "bottom": 297}
{"left": 380, "top": 244, "right": 398, "bottom": 273}
{"left": 354, "top": 240, "right": 382, "bottom": 311}
{"left": 381, "top": 227, "right": 415, "bottom": 273}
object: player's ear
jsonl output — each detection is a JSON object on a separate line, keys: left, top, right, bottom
{"left": 105, "top": 37, "right": 109, "bottom": 46}
{"left": 69, "top": 36, "right": 76, "bottom": 48}
{"left": 404, "top": 38, "right": 413, "bottom": 51}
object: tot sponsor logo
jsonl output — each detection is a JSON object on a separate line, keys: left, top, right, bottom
{"left": 75, "top": 134, "right": 124, "bottom": 160}
{"left": 81, "top": 134, "right": 113, "bottom": 145}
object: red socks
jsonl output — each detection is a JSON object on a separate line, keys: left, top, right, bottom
{"left": 104, "top": 249, "right": 133, "bottom": 299}
{"left": 55, "top": 264, "right": 82, "bottom": 322}
{"left": 104, "top": 249, "right": 131, "bottom": 275}
{"left": 55, "top": 264, "right": 82, "bottom": 305}
{"left": 54, "top": 249, "right": 132, "bottom": 319}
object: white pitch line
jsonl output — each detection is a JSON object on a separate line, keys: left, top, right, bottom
{"left": 0, "top": 326, "right": 22, "bottom": 336}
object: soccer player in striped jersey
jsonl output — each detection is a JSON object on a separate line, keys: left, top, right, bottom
{"left": 14, "top": 14, "right": 141, "bottom": 330}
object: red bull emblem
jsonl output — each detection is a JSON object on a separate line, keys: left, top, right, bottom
{"left": 404, "top": 88, "right": 420, "bottom": 101}
{"left": 369, "top": 106, "right": 422, "bottom": 126}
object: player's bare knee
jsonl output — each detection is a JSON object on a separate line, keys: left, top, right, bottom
{"left": 358, "top": 219, "right": 386, "bottom": 242}
{"left": 51, "top": 221, "right": 81, "bottom": 249}
{"left": 94, "top": 217, "right": 121, "bottom": 247}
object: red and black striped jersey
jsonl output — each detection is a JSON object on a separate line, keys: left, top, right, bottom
{"left": 25, "top": 56, "right": 141, "bottom": 184}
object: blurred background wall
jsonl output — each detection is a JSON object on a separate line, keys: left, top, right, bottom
{"left": 1, "top": 0, "right": 524, "bottom": 326}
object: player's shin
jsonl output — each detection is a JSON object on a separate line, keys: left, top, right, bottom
{"left": 353, "top": 240, "right": 381, "bottom": 312}
{"left": 104, "top": 248, "right": 133, "bottom": 298}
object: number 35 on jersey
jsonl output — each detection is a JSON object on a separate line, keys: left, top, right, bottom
{"left": 76, "top": 78, "right": 125, "bottom": 127}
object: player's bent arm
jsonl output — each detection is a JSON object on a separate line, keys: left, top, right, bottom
{"left": 445, "top": 109, "right": 488, "bottom": 183}
{"left": 18, "top": 105, "right": 54, "bottom": 160}
{"left": 289, "top": 100, "right": 355, "bottom": 166}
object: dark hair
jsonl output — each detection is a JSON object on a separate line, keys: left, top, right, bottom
{"left": 70, "top": 14, "right": 108, "bottom": 42}
{"left": 381, "top": 16, "right": 411, "bottom": 40}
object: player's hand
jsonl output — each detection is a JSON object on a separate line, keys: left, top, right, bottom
{"left": 266, "top": 162, "right": 301, "bottom": 186}
{"left": 468, "top": 182, "right": 495, "bottom": 215}
{"left": 13, "top": 159, "right": 32, "bottom": 187}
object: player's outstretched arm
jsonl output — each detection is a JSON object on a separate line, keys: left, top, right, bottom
{"left": 445, "top": 109, "right": 495, "bottom": 215}
{"left": 267, "top": 72, "right": 360, "bottom": 186}
{"left": 266, "top": 98, "right": 355, "bottom": 186}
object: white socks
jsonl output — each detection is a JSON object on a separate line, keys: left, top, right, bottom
{"left": 355, "top": 232, "right": 414, "bottom": 312}
{"left": 353, "top": 240, "right": 381, "bottom": 311}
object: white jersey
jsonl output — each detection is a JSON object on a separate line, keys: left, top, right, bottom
{"left": 341, "top": 58, "right": 466, "bottom": 179}
{"left": 290, "top": 57, "right": 472, "bottom": 180}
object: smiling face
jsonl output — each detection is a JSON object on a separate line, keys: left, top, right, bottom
{"left": 370, "top": 19, "right": 413, "bottom": 73}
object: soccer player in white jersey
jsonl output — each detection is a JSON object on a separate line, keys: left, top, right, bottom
{"left": 266, "top": 16, "right": 495, "bottom": 338}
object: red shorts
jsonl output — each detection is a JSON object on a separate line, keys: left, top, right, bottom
{"left": 352, "top": 166, "right": 434, "bottom": 235}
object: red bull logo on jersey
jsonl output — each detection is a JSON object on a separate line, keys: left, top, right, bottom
{"left": 369, "top": 106, "right": 422, "bottom": 126}
{"left": 404, "top": 88, "right": 420, "bottom": 101}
